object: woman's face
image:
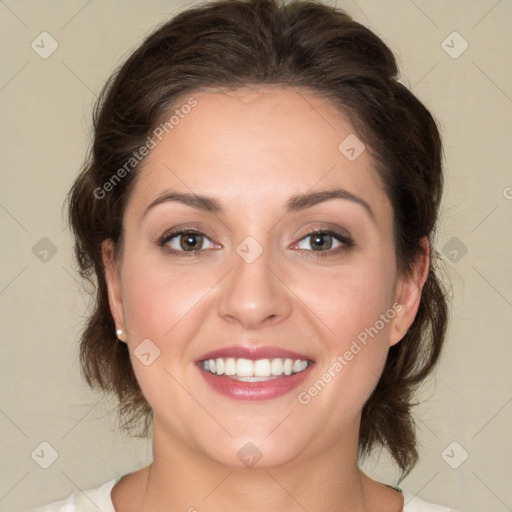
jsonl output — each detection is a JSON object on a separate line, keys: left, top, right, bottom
{"left": 104, "top": 86, "right": 425, "bottom": 469}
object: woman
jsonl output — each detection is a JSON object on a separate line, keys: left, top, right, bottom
{"left": 31, "top": 0, "right": 457, "bottom": 510}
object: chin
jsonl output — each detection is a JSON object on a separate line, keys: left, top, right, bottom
{"left": 198, "top": 435, "right": 304, "bottom": 471}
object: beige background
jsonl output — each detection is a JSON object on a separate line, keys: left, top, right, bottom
{"left": 1, "top": 0, "right": 511, "bottom": 510}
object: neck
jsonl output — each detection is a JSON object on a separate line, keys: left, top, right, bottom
{"left": 129, "top": 418, "right": 402, "bottom": 512}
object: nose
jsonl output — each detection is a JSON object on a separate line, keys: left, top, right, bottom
{"left": 217, "top": 238, "right": 293, "bottom": 330}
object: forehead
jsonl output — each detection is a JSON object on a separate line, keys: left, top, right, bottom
{"left": 125, "top": 86, "right": 392, "bottom": 224}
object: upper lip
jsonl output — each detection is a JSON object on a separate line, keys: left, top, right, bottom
{"left": 196, "top": 345, "right": 315, "bottom": 363}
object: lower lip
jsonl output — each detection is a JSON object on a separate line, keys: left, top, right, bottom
{"left": 198, "top": 364, "right": 314, "bottom": 401}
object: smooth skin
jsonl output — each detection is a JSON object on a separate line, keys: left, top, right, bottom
{"left": 103, "top": 86, "right": 429, "bottom": 511}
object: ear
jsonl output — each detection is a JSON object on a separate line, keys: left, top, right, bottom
{"left": 102, "top": 239, "right": 126, "bottom": 341}
{"left": 389, "top": 236, "right": 430, "bottom": 347}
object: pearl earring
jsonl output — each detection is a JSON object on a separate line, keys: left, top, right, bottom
{"left": 116, "top": 328, "right": 124, "bottom": 339}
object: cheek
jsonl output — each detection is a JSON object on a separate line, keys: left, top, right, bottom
{"left": 120, "top": 259, "right": 209, "bottom": 340}
{"left": 118, "top": 260, "right": 206, "bottom": 413}
{"left": 291, "top": 257, "right": 397, "bottom": 413}
{"left": 296, "top": 261, "right": 396, "bottom": 344}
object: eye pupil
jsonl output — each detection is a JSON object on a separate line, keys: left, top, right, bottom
{"left": 181, "top": 233, "right": 202, "bottom": 251}
{"left": 311, "top": 233, "right": 332, "bottom": 250}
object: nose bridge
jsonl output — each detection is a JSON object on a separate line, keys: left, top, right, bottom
{"left": 217, "top": 234, "right": 292, "bottom": 329}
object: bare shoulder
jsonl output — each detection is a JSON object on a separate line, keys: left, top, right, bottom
{"left": 362, "top": 475, "right": 405, "bottom": 512}
{"left": 111, "top": 465, "right": 150, "bottom": 512}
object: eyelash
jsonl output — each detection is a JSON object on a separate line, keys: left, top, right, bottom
{"left": 158, "top": 227, "right": 354, "bottom": 258}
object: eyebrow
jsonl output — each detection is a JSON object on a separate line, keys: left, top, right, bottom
{"left": 143, "top": 187, "right": 375, "bottom": 223}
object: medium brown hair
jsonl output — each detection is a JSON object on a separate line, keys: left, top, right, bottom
{"left": 67, "top": 0, "right": 448, "bottom": 479}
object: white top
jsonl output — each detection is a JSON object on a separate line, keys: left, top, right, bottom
{"left": 28, "top": 477, "right": 460, "bottom": 512}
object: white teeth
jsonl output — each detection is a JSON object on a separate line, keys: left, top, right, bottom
{"left": 201, "top": 357, "right": 310, "bottom": 378}
{"left": 216, "top": 358, "right": 225, "bottom": 375}
{"left": 224, "top": 357, "right": 236, "bottom": 376}
{"left": 270, "top": 358, "right": 284, "bottom": 376}
{"left": 283, "top": 358, "right": 293, "bottom": 376}
{"left": 293, "top": 360, "right": 308, "bottom": 373}
{"left": 236, "top": 358, "right": 253, "bottom": 377}
{"left": 254, "top": 359, "right": 271, "bottom": 377}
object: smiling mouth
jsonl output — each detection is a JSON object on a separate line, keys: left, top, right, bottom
{"left": 199, "top": 357, "right": 311, "bottom": 382}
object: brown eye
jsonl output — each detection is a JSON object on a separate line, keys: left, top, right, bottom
{"left": 308, "top": 233, "right": 334, "bottom": 251}
{"left": 178, "top": 233, "right": 204, "bottom": 251}
{"left": 160, "top": 229, "right": 216, "bottom": 254}
{"left": 292, "top": 228, "right": 354, "bottom": 257}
